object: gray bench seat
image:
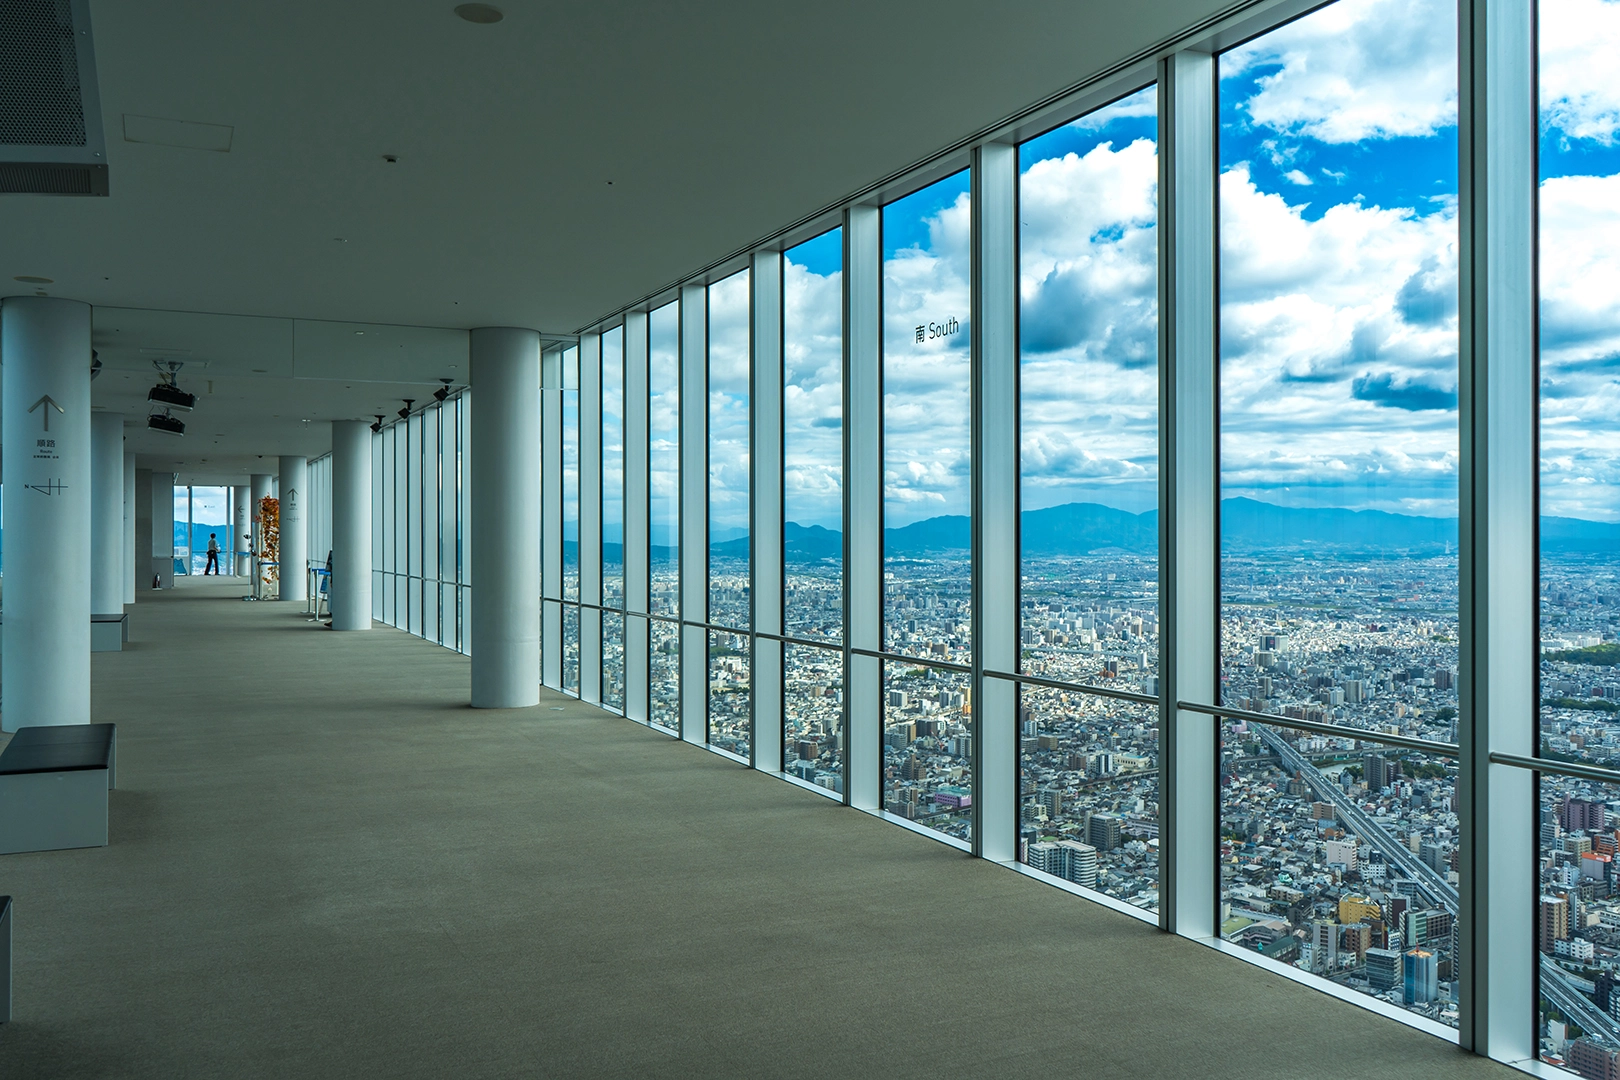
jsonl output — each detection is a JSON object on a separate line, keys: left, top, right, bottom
{"left": 0, "top": 723, "right": 117, "bottom": 855}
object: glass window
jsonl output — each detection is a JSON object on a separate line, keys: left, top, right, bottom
{"left": 1018, "top": 87, "right": 1160, "bottom": 692}
{"left": 1020, "top": 688, "right": 1159, "bottom": 911}
{"left": 1222, "top": 721, "right": 1458, "bottom": 1028}
{"left": 602, "top": 326, "right": 626, "bottom": 611}
{"left": 650, "top": 618, "right": 680, "bottom": 732}
{"left": 602, "top": 612, "right": 626, "bottom": 713}
{"left": 563, "top": 605, "right": 580, "bottom": 695}
{"left": 882, "top": 170, "right": 972, "bottom": 664}
{"left": 563, "top": 346, "right": 581, "bottom": 603}
{"left": 1217, "top": 0, "right": 1460, "bottom": 1026}
{"left": 649, "top": 302, "right": 681, "bottom": 619}
{"left": 784, "top": 228, "right": 845, "bottom": 645}
{"left": 1537, "top": 0, "right": 1620, "bottom": 1059}
{"left": 1219, "top": 0, "right": 1461, "bottom": 744}
{"left": 882, "top": 661, "right": 972, "bottom": 843}
{"left": 708, "top": 630, "right": 751, "bottom": 757}
{"left": 708, "top": 269, "right": 751, "bottom": 632}
{"left": 188, "top": 486, "right": 229, "bottom": 576}
{"left": 784, "top": 643, "right": 844, "bottom": 794}
{"left": 1538, "top": 0, "right": 1620, "bottom": 769}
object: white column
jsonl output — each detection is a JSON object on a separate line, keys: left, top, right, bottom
{"left": 679, "top": 283, "right": 707, "bottom": 745}
{"left": 1161, "top": 49, "right": 1219, "bottom": 940}
{"left": 972, "top": 142, "right": 1019, "bottom": 863}
{"left": 135, "top": 468, "right": 154, "bottom": 588}
{"left": 279, "top": 456, "right": 309, "bottom": 601}
{"left": 1458, "top": 0, "right": 1536, "bottom": 1056}
{"left": 624, "top": 312, "right": 651, "bottom": 722}
{"left": 232, "top": 484, "right": 250, "bottom": 575}
{"left": 90, "top": 413, "right": 125, "bottom": 614}
{"left": 845, "top": 206, "right": 882, "bottom": 811}
{"left": 2, "top": 296, "right": 93, "bottom": 730}
{"left": 153, "top": 472, "right": 175, "bottom": 587}
{"left": 331, "top": 421, "right": 373, "bottom": 630}
{"left": 579, "top": 332, "right": 603, "bottom": 705}
{"left": 469, "top": 327, "right": 541, "bottom": 708}
{"left": 122, "top": 450, "right": 136, "bottom": 604}
{"left": 751, "top": 250, "right": 784, "bottom": 774}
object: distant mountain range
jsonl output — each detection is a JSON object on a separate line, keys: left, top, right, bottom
{"left": 694, "top": 498, "right": 1620, "bottom": 560}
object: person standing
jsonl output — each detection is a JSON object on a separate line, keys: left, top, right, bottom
{"left": 205, "top": 533, "right": 220, "bottom": 575}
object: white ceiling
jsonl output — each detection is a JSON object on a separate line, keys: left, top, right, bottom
{"left": 1, "top": 0, "right": 1231, "bottom": 475}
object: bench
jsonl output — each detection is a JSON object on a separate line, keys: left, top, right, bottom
{"left": 92, "top": 612, "right": 129, "bottom": 652}
{"left": 1, "top": 895, "right": 9, "bottom": 1022}
{"left": 0, "top": 724, "right": 117, "bottom": 855}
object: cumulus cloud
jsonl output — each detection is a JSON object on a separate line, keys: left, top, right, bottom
{"left": 1541, "top": 0, "right": 1620, "bottom": 144}
{"left": 1018, "top": 96, "right": 1161, "bottom": 513}
{"left": 1219, "top": 154, "right": 1460, "bottom": 512}
{"left": 1540, "top": 169, "right": 1620, "bottom": 520}
{"left": 707, "top": 269, "right": 751, "bottom": 533}
{"left": 882, "top": 188, "right": 972, "bottom": 525}
{"left": 784, "top": 252, "right": 844, "bottom": 529}
{"left": 1223, "top": 0, "right": 1457, "bottom": 143}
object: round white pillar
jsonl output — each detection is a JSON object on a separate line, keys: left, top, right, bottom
{"left": 232, "top": 484, "right": 250, "bottom": 575}
{"left": 2, "top": 297, "right": 93, "bottom": 730}
{"left": 123, "top": 450, "right": 136, "bottom": 603}
{"left": 330, "top": 421, "right": 372, "bottom": 630}
{"left": 470, "top": 327, "right": 540, "bottom": 708}
{"left": 278, "top": 455, "right": 309, "bottom": 601}
{"left": 90, "top": 413, "right": 125, "bottom": 614}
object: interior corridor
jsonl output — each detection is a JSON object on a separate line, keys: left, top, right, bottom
{"left": 0, "top": 589, "right": 1517, "bottom": 1079}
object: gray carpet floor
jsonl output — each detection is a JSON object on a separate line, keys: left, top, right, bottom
{"left": 0, "top": 583, "right": 1520, "bottom": 1078}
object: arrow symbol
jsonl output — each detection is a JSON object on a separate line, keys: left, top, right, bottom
{"left": 28, "top": 395, "right": 64, "bottom": 432}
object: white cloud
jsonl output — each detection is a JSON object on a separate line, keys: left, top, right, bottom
{"left": 882, "top": 191, "right": 972, "bottom": 525}
{"left": 784, "top": 255, "right": 843, "bottom": 530}
{"left": 1219, "top": 164, "right": 1460, "bottom": 513}
{"left": 1540, "top": 170, "right": 1620, "bottom": 520}
{"left": 1284, "top": 169, "right": 1313, "bottom": 186}
{"left": 1018, "top": 132, "right": 1160, "bottom": 512}
{"left": 1223, "top": 0, "right": 1457, "bottom": 144}
{"left": 707, "top": 269, "right": 751, "bottom": 533}
{"left": 1541, "top": 0, "right": 1620, "bottom": 144}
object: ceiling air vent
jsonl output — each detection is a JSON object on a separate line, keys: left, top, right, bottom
{"left": 0, "top": 0, "right": 108, "bottom": 195}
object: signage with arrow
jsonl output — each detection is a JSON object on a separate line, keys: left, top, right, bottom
{"left": 28, "top": 395, "right": 64, "bottom": 432}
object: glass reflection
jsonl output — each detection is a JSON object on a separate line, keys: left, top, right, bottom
{"left": 562, "top": 346, "right": 580, "bottom": 603}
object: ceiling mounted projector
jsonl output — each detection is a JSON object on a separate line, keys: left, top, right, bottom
{"left": 148, "top": 411, "right": 185, "bottom": 436}
{"left": 147, "top": 382, "right": 196, "bottom": 410}
{"left": 148, "top": 359, "right": 196, "bottom": 410}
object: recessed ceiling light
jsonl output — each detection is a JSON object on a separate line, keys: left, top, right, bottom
{"left": 14, "top": 275, "right": 52, "bottom": 284}
{"left": 455, "top": 3, "right": 503, "bottom": 23}
{"left": 354, "top": 330, "right": 365, "bottom": 335}
{"left": 251, "top": 368, "right": 267, "bottom": 373}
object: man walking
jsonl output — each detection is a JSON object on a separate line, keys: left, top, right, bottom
{"left": 205, "top": 533, "right": 221, "bottom": 575}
